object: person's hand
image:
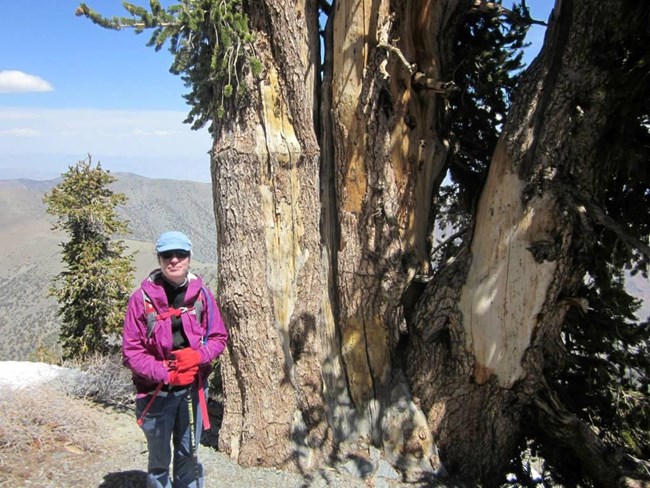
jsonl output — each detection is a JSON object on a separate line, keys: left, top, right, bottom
{"left": 173, "top": 347, "right": 202, "bottom": 371}
{"left": 167, "top": 365, "right": 198, "bottom": 386}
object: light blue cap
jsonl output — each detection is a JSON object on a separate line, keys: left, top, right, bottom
{"left": 155, "top": 231, "right": 192, "bottom": 253}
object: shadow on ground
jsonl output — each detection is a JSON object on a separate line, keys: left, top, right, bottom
{"left": 97, "top": 399, "right": 223, "bottom": 488}
{"left": 99, "top": 470, "right": 147, "bottom": 487}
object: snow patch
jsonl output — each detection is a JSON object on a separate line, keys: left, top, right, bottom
{"left": 0, "top": 361, "right": 72, "bottom": 390}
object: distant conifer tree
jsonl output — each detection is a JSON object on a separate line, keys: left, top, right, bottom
{"left": 44, "top": 156, "right": 134, "bottom": 360}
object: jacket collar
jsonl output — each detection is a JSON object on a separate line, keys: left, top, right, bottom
{"left": 142, "top": 269, "right": 202, "bottom": 311}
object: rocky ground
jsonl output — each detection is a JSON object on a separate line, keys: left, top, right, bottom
{"left": 0, "top": 394, "right": 387, "bottom": 488}
{"left": 0, "top": 364, "right": 442, "bottom": 488}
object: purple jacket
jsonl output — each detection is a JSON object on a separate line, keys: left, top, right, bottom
{"left": 122, "top": 269, "right": 228, "bottom": 395}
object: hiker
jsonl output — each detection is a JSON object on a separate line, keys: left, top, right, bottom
{"left": 122, "top": 230, "right": 228, "bottom": 488}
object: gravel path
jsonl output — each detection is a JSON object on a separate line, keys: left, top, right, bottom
{"left": 95, "top": 406, "right": 424, "bottom": 488}
{"left": 93, "top": 405, "right": 371, "bottom": 488}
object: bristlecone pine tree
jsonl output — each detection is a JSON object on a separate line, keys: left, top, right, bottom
{"left": 44, "top": 157, "right": 134, "bottom": 360}
{"left": 78, "top": 1, "right": 649, "bottom": 486}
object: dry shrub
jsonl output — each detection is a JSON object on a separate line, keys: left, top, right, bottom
{"left": 61, "top": 352, "right": 135, "bottom": 409}
{"left": 0, "top": 384, "right": 101, "bottom": 456}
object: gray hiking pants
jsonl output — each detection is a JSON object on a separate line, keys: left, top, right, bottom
{"left": 136, "top": 387, "right": 204, "bottom": 488}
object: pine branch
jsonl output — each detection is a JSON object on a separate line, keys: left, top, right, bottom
{"left": 470, "top": 0, "right": 547, "bottom": 27}
{"left": 76, "top": 1, "right": 258, "bottom": 132}
{"left": 431, "top": 227, "right": 469, "bottom": 258}
{"left": 377, "top": 41, "right": 417, "bottom": 75}
{"left": 75, "top": 3, "right": 177, "bottom": 31}
{"left": 569, "top": 195, "right": 650, "bottom": 262}
{"left": 533, "top": 378, "right": 622, "bottom": 487}
{"left": 318, "top": 0, "right": 332, "bottom": 16}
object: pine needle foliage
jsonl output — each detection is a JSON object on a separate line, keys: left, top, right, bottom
{"left": 75, "top": 0, "right": 259, "bottom": 134}
{"left": 545, "top": 4, "right": 650, "bottom": 481}
{"left": 434, "top": 0, "right": 528, "bottom": 268}
{"left": 43, "top": 157, "right": 134, "bottom": 360}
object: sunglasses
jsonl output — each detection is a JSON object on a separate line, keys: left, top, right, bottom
{"left": 159, "top": 250, "right": 191, "bottom": 260}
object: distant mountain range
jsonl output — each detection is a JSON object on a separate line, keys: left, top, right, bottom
{"left": 0, "top": 173, "right": 217, "bottom": 361}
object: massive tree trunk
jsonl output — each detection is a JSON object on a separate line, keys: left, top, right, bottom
{"left": 212, "top": 0, "right": 645, "bottom": 485}
{"left": 213, "top": 0, "right": 326, "bottom": 468}
{"left": 406, "top": 2, "right": 646, "bottom": 485}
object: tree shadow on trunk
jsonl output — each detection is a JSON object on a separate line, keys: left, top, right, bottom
{"left": 201, "top": 396, "right": 224, "bottom": 448}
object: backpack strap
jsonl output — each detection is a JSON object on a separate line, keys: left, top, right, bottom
{"left": 194, "top": 293, "right": 203, "bottom": 329}
{"left": 142, "top": 288, "right": 203, "bottom": 341}
{"left": 199, "top": 286, "right": 214, "bottom": 346}
{"left": 142, "top": 290, "right": 158, "bottom": 340}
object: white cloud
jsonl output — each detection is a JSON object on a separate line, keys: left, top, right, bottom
{"left": 0, "top": 128, "right": 41, "bottom": 137}
{"left": 0, "top": 70, "right": 53, "bottom": 93}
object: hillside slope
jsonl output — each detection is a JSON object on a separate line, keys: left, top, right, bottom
{"left": 0, "top": 174, "right": 217, "bottom": 360}
{"left": 111, "top": 173, "right": 216, "bottom": 263}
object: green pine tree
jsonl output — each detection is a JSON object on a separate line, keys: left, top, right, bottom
{"left": 44, "top": 156, "right": 135, "bottom": 360}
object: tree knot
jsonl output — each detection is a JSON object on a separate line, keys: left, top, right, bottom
{"left": 528, "top": 237, "right": 561, "bottom": 263}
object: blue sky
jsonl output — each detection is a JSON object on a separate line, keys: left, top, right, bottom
{"left": 0, "top": 0, "right": 554, "bottom": 183}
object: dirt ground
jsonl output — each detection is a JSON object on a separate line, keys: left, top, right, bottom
{"left": 0, "top": 389, "right": 418, "bottom": 488}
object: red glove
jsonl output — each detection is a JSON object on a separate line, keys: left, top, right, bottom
{"left": 167, "top": 365, "right": 198, "bottom": 386}
{"left": 173, "top": 347, "right": 202, "bottom": 371}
